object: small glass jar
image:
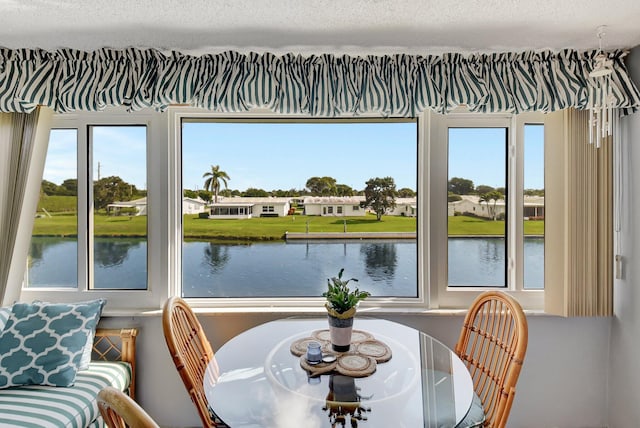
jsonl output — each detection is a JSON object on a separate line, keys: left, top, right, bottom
{"left": 306, "top": 341, "right": 322, "bottom": 364}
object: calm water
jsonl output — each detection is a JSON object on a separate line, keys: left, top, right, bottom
{"left": 27, "top": 237, "right": 543, "bottom": 294}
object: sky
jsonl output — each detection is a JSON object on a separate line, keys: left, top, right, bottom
{"left": 448, "top": 125, "right": 544, "bottom": 189}
{"left": 43, "top": 121, "right": 544, "bottom": 192}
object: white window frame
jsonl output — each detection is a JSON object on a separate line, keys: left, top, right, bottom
{"left": 428, "top": 109, "right": 545, "bottom": 310}
{"left": 169, "top": 108, "right": 427, "bottom": 310}
{"left": 20, "top": 108, "right": 169, "bottom": 311}
{"left": 21, "top": 106, "right": 548, "bottom": 312}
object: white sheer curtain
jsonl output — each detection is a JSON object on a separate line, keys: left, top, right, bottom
{"left": 0, "top": 107, "right": 53, "bottom": 305}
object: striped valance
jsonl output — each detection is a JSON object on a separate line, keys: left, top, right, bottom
{"left": 0, "top": 48, "right": 638, "bottom": 116}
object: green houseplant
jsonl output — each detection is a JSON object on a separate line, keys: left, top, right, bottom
{"left": 323, "top": 268, "right": 370, "bottom": 351}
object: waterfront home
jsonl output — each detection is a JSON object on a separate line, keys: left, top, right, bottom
{"left": 108, "top": 197, "right": 208, "bottom": 216}
{"left": 302, "top": 196, "right": 366, "bottom": 216}
{"left": 107, "top": 197, "right": 148, "bottom": 216}
{"left": 448, "top": 195, "right": 545, "bottom": 220}
{"left": 209, "top": 197, "right": 291, "bottom": 218}
{"left": 386, "top": 197, "right": 417, "bottom": 217}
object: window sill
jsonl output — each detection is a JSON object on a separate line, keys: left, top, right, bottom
{"left": 102, "top": 306, "right": 549, "bottom": 318}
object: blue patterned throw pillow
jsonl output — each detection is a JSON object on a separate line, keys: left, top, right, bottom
{"left": 0, "top": 299, "right": 105, "bottom": 388}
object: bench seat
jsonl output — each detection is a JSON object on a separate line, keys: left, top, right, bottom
{"left": 0, "top": 328, "right": 137, "bottom": 428}
{"left": 0, "top": 362, "right": 131, "bottom": 428}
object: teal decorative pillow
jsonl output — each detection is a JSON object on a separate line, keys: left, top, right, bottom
{"left": 0, "top": 299, "right": 105, "bottom": 388}
{"left": 34, "top": 300, "right": 107, "bottom": 371}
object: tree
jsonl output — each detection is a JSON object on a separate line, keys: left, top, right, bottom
{"left": 475, "top": 185, "right": 495, "bottom": 195}
{"left": 479, "top": 190, "right": 504, "bottom": 220}
{"left": 93, "top": 176, "right": 135, "bottom": 210}
{"left": 335, "top": 184, "right": 354, "bottom": 197}
{"left": 243, "top": 187, "right": 269, "bottom": 197}
{"left": 363, "top": 177, "right": 397, "bottom": 221}
{"left": 60, "top": 178, "right": 78, "bottom": 196}
{"left": 202, "top": 165, "right": 230, "bottom": 203}
{"left": 183, "top": 189, "right": 198, "bottom": 199}
{"left": 306, "top": 176, "right": 337, "bottom": 196}
{"left": 397, "top": 187, "right": 416, "bottom": 198}
{"left": 40, "top": 180, "right": 59, "bottom": 196}
{"left": 448, "top": 192, "right": 462, "bottom": 202}
{"left": 197, "top": 190, "right": 213, "bottom": 202}
{"left": 448, "top": 177, "right": 475, "bottom": 195}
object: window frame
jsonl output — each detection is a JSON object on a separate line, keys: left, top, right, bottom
{"left": 21, "top": 107, "right": 549, "bottom": 312}
{"left": 21, "top": 109, "right": 168, "bottom": 310}
{"left": 170, "top": 108, "right": 426, "bottom": 310}
{"left": 428, "top": 110, "right": 545, "bottom": 310}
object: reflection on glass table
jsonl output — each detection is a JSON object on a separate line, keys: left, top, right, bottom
{"left": 203, "top": 318, "right": 473, "bottom": 428}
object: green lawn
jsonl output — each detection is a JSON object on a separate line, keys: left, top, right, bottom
{"left": 448, "top": 215, "right": 544, "bottom": 236}
{"left": 31, "top": 213, "right": 543, "bottom": 239}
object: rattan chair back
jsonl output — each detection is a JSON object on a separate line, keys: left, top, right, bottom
{"left": 455, "top": 291, "right": 528, "bottom": 428}
{"left": 163, "top": 296, "right": 217, "bottom": 428}
{"left": 98, "top": 386, "right": 159, "bottom": 428}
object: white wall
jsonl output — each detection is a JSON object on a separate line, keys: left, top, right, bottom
{"left": 608, "top": 45, "right": 640, "bottom": 428}
{"left": 100, "top": 312, "right": 611, "bottom": 428}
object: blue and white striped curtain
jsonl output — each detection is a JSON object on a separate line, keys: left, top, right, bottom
{"left": 0, "top": 48, "right": 638, "bottom": 116}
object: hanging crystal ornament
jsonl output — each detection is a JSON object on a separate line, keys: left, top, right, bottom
{"left": 588, "top": 26, "right": 614, "bottom": 148}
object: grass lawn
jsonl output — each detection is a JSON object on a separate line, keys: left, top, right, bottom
{"left": 448, "top": 215, "right": 544, "bottom": 236}
{"left": 31, "top": 213, "right": 543, "bottom": 239}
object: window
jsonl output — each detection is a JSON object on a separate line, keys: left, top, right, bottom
{"left": 180, "top": 117, "right": 418, "bottom": 300}
{"left": 21, "top": 111, "right": 164, "bottom": 310}
{"left": 22, "top": 108, "right": 548, "bottom": 311}
{"left": 91, "top": 126, "right": 148, "bottom": 290}
{"left": 431, "top": 111, "right": 545, "bottom": 309}
{"left": 448, "top": 127, "right": 507, "bottom": 287}
{"left": 27, "top": 129, "right": 78, "bottom": 288}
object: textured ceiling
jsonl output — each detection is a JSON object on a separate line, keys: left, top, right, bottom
{"left": 1, "top": 0, "right": 639, "bottom": 55}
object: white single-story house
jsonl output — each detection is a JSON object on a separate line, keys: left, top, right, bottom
{"left": 209, "top": 197, "right": 291, "bottom": 219}
{"left": 107, "top": 197, "right": 148, "bottom": 216}
{"left": 108, "top": 197, "right": 209, "bottom": 216}
{"left": 387, "top": 198, "right": 417, "bottom": 217}
{"left": 302, "top": 196, "right": 366, "bottom": 216}
{"left": 182, "top": 197, "right": 208, "bottom": 215}
{"left": 448, "top": 195, "right": 545, "bottom": 219}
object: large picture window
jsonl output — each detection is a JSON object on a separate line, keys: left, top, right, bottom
{"left": 21, "top": 107, "right": 548, "bottom": 311}
{"left": 180, "top": 119, "right": 418, "bottom": 299}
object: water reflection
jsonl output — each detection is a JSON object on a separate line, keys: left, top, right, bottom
{"left": 203, "top": 243, "right": 231, "bottom": 272}
{"left": 360, "top": 243, "right": 398, "bottom": 286}
{"left": 94, "top": 239, "right": 142, "bottom": 267}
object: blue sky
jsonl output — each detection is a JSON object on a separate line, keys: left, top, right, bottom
{"left": 182, "top": 121, "right": 417, "bottom": 192}
{"left": 44, "top": 121, "right": 544, "bottom": 191}
{"left": 449, "top": 125, "right": 544, "bottom": 189}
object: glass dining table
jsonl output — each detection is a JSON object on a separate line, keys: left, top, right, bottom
{"left": 203, "top": 318, "right": 474, "bottom": 428}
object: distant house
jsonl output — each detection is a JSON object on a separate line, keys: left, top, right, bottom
{"left": 303, "top": 196, "right": 366, "bottom": 216}
{"left": 387, "top": 198, "right": 417, "bottom": 217}
{"left": 448, "top": 195, "right": 544, "bottom": 219}
{"left": 107, "top": 197, "right": 148, "bottom": 216}
{"left": 208, "top": 197, "right": 291, "bottom": 219}
{"left": 107, "top": 197, "right": 209, "bottom": 216}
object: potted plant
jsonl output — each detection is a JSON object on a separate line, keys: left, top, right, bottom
{"left": 323, "top": 268, "right": 370, "bottom": 352}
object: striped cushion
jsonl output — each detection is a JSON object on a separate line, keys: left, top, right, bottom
{"left": 0, "top": 361, "right": 130, "bottom": 428}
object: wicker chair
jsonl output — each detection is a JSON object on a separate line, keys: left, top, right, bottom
{"left": 98, "top": 386, "right": 159, "bottom": 428}
{"left": 163, "top": 296, "right": 225, "bottom": 428}
{"left": 454, "top": 291, "right": 528, "bottom": 428}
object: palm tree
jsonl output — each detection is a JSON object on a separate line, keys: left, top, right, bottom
{"left": 202, "top": 165, "right": 230, "bottom": 203}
